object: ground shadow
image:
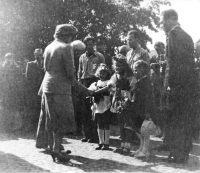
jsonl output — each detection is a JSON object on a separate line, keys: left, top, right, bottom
{"left": 66, "top": 154, "right": 159, "bottom": 172}
{"left": 0, "top": 151, "right": 50, "bottom": 173}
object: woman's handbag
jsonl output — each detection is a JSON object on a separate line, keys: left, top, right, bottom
{"left": 141, "top": 119, "right": 158, "bottom": 136}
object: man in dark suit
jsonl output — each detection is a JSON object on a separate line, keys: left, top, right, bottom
{"left": 25, "top": 48, "right": 44, "bottom": 131}
{"left": 161, "top": 9, "right": 198, "bottom": 163}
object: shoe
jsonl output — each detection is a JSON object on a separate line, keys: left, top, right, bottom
{"left": 87, "top": 139, "right": 93, "bottom": 143}
{"left": 61, "top": 150, "right": 71, "bottom": 154}
{"left": 134, "top": 151, "right": 149, "bottom": 158}
{"left": 51, "top": 151, "right": 70, "bottom": 163}
{"left": 59, "top": 145, "right": 64, "bottom": 151}
{"left": 81, "top": 138, "right": 88, "bottom": 142}
{"left": 113, "top": 147, "right": 124, "bottom": 153}
{"left": 101, "top": 144, "right": 110, "bottom": 150}
{"left": 122, "top": 148, "right": 130, "bottom": 155}
{"left": 130, "top": 149, "right": 141, "bottom": 156}
{"left": 95, "top": 144, "right": 103, "bottom": 150}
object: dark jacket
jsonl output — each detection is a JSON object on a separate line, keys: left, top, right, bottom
{"left": 25, "top": 60, "right": 44, "bottom": 89}
{"left": 164, "top": 26, "right": 195, "bottom": 89}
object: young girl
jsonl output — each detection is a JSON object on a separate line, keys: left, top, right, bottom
{"left": 95, "top": 54, "right": 133, "bottom": 153}
{"left": 88, "top": 64, "right": 112, "bottom": 150}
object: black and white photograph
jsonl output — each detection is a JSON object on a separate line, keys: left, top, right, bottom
{"left": 0, "top": 0, "right": 200, "bottom": 172}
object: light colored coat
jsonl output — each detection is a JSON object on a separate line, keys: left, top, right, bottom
{"left": 41, "top": 39, "right": 75, "bottom": 95}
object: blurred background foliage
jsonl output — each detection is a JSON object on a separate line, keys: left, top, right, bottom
{"left": 0, "top": 0, "right": 170, "bottom": 62}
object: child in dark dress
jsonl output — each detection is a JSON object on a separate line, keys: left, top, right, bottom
{"left": 129, "top": 60, "right": 155, "bottom": 158}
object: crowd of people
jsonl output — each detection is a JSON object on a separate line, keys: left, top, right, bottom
{"left": 0, "top": 9, "right": 200, "bottom": 164}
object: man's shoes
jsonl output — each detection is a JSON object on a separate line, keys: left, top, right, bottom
{"left": 95, "top": 144, "right": 103, "bottom": 150}
{"left": 81, "top": 138, "right": 88, "bottom": 142}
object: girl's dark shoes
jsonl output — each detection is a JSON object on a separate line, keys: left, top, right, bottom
{"left": 95, "top": 144, "right": 103, "bottom": 150}
{"left": 51, "top": 151, "right": 70, "bottom": 163}
{"left": 81, "top": 138, "right": 88, "bottom": 142}
{"left": 101, "top": 144, "right": 110, "bottom": 150}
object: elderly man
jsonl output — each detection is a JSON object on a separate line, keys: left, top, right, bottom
{"left": 161, "top": 9, "right": 198, "bottom": 163}
{"left": 71, "top": 40, "right": 86, "bottom": 135}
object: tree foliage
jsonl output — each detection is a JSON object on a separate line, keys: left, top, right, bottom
{"left": 0, "top": 0, "right": 170, "bottom": 62}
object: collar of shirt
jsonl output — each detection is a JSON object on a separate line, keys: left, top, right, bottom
{"left": 168, "top": 24, "right": 180, "bottom": 34}
{"left": 86, "top": 51, "right": 98, "bottom": 58}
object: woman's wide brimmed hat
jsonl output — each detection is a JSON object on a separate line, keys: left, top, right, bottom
{"left": 54, "top": 24, "right": 78, "bottom": 39}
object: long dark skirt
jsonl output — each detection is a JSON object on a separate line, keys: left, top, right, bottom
{"left": 36, "top": 93, "right": 76, "bottom": 148}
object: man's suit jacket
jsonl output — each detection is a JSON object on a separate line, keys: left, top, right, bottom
{"left": 25, "top": 60, "right": 44, "bottom": 90}
{"left": 164, "top": 26, "right": 195, "bottom": 89}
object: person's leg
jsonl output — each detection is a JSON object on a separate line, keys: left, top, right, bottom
{"left": 53, "top": 132, "right": 61, "bottom": 154}
{"left": 131, "top": 132, "right": 143, "bottom": 156}
{"left": 102, "top": 124, "right": 110, "bottom": 150}
{"left": 113, "top": 127, "right": 125, "bottom": 153}
{"left": 141, "top": 135, "right": 150, "bottom": 156}
{"left": 123, "top": 129, "right": 132, "bottom": 153}
{"left": 96, "top": 114, "right": 105, "bottom": 149}
{"left": 81, "top": 97, "right": 92, "bottom": 141}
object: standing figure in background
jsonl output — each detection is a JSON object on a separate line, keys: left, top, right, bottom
{"left": 118, "top": 45, "right": 130, "bottom": 57}
{"left": 161, "top": 9, "right": 199, "bottom": 163}
{"left": 78, "top": 36, "right": 105, "bottom": 143}
{"left": 96, "top": 36, "right": 112, "bottom": 71}
{"left": 1, "top": 53, "right": 22, "bottom": 131}
{"left": 71, "top": 40, "right": 86, "bottom": 135}
{"left": 126, "top": 30, "right": 150, "bottom": 89}
{"left": 149, "top": 42, "right": 165, "bottom": 64}
{"left": 25, "top": 48, "right": 44, "bottom": 131}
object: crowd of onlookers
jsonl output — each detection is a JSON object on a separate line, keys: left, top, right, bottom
{"left": 0, "top": 9, "right": 200, "bottom": 164}
{"left": 0, "top": 50, "right": 44, "bottom": 131}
